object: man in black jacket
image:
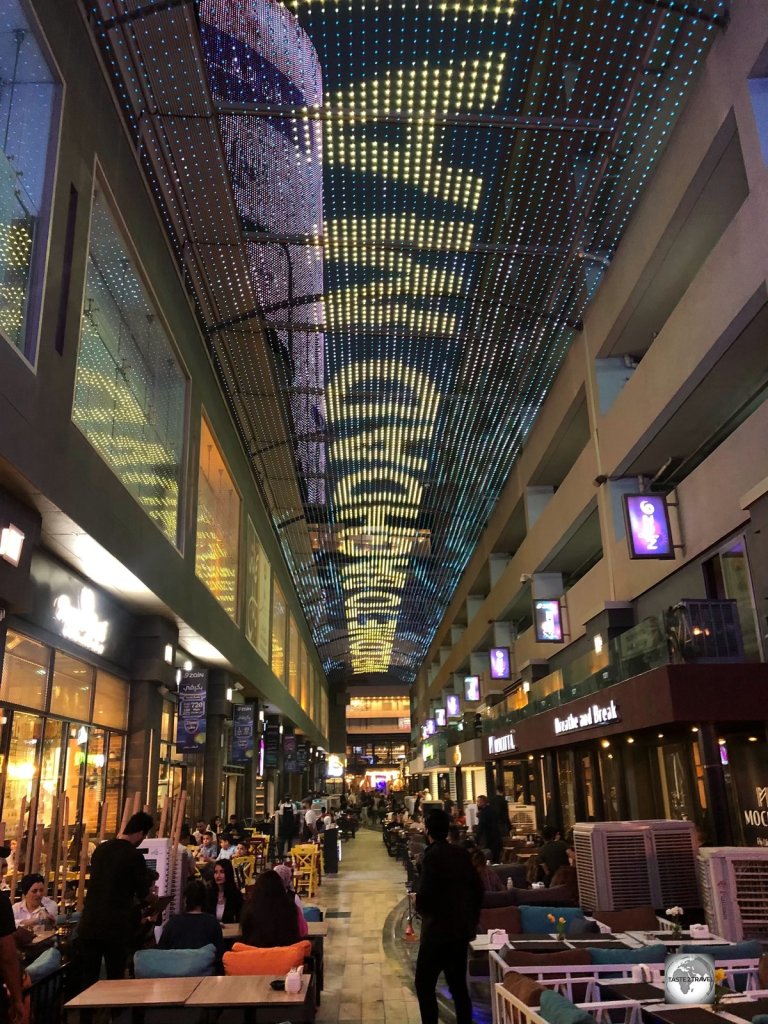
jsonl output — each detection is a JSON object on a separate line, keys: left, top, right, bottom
{"left": 415, "top": 810, "right": 483, "bottom": 1024}
{"left": 78, "top": 811, "right": 154, "bottom": 988}
{"left": 475, "top": 794, "right": 502, "bottom": 862}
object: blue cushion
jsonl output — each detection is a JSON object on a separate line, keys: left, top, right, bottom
{"left": 303, "top": 906, "right": 323, "bottom": 922}
{"left": 751, "top": 1016, "right": 768, "bottom": 1024}
{"left": 680, "top": 941, "right": 761, "bottom": 991}
{"left": 519, "top": 906, "right": 586, "bottom": 934}
{"left": 134, "top": 944, "right": 216, "bottom": 979}
{"left": 589, "top": 944, "right": 667, "bottom": 964}
{"left": 26, "top": 947, "right": 62, "bottom": 984}
{"left": 539, "top": 989, "right": 596, "bottom": 1024}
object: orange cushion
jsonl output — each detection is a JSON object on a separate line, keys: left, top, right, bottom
{"left": 479, "top": 906, "right": 522, "bottom": 934}
{"left": 223, "top": 940, "right": 311, "bottom": 976}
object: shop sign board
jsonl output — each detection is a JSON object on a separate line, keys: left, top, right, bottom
{"left": 230, "top": 703, "right": 254, "bottom": 763}
{"left": 730, "top": 753, "right": 768, "bottom": 846}
{"left": 623, "top": 494, "right": 675, "bottom": 559}
{"left": 554, "top": 698, "right": 620, "bottom": 735}
{"left": 327, "top": 753, "right": 345, "bottom": 778}
{"left": 176, "top": 669, "right": 208, "bottom": 753}
{"left": 487, "top": 731, "right": 517, "bottom": 756}
{"left": 283, "top": 734, "right": 299, "bottom": 772}
{"left": 264, "top": 719, "right": 280, "bottom": 769}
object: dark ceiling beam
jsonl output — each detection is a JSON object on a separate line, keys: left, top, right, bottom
{"left": 243, "top": 229, "right": 569, "bottom": 258}
{"left": 215, "top": 102, "right": 614, "bottom": 134}
{"left": 634, "top": 1, "right": 728, "bottom": 26}
{"left": 97, "top": 0, "right": 190, "bottom": 31}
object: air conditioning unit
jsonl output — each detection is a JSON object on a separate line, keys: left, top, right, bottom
{"left": 509, "top": 804, "right": 536, "bottom": 835}
{"left": 137, "top": 838, "right": 192, "bottom": 920}
{"left": 574, "top": 820, "right": 699, "bottom": 912}
{"left": 697, "top": 847, "right": 768, "bottom": 941}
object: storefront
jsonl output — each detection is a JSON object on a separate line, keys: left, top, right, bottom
{"left": 0, "top": 550, "right": 134, "bottom": 844}
{"left": 482, "top": 663, "right": 768, "bottom": 845}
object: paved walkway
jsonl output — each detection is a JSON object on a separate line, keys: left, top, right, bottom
{"left": 314, "top": 826, "right": 422, "bottom": 1023}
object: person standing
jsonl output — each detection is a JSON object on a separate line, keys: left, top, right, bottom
{"left": 415, "top": 810, "right": 482, "bottom": 1024}
{"left": 275, "top": 797, "right": 296, "bottom": 859}
{"left": 0, "top": 842, "right": 23, "bottom": 1023}
{"left": 77, "top": 811, "right": 154, "bottom": 988}
{"left": 475, "top": 794, "right": 502, "bottom": 862}
{"left": 490, "top": 786, "right": 511, "bottom": 839}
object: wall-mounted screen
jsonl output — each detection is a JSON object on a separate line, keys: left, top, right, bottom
{"left": 623, "top": 494, "right": 674, "bottom": 559}
{"left": 534, "top": 599, "right": 563, "bottom": 643}
{"left": 425, "top": 718, "right": 436, "bottom": 736}
{"left": 464, "top": 675, "right": 481, "bottom": 701}
{"left": 489, "top": 647, "right": 510, "bottom": 679}
{"left": 435, "top": 707, "right": 446, "bottom": 727}
{"left": 446, "top": 694, "right": 461, "bottom": 717}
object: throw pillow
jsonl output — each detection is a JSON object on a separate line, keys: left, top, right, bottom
{"left": 502, "top": 970, "right": 545, "bottom": 1007}
{"left": 223, "top": 940, "right": 311, "bottom": 976}
{"left": 134, "top": 944, "right": 217, "bottom": 979}
{"left": 588, "top": 944, "right": 667, "bottom": 964}
{"left": 519, "top": 906, "right": 586, "bottom": 934}
{"left": 539, "top": 988, "right": 596, "bottom": 1024}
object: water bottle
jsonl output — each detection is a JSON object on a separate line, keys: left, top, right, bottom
{"left": 506, "top": 876, "right": 513, "bottom": 890}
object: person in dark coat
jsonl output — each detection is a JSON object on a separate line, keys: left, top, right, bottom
{"left": 415, "top": 810, "right": 483, "bottom": 1024}
{"left": 490, "top": 787, "right": 511, "bottom": 838}
{"left": 78, "top": 811, "right": 154, "bottom": 988}
{"left": 475, "top": 794, "right": 502, "bottom": 862}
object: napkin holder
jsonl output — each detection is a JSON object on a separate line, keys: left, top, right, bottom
{"left": 285, "top": 966, "right": 303, "bottom": 994}
{"left": 688, "top": 923, "right": 710, "bottom": 939}
{"left": 488, "top": 929, "right": 509, "bottom": 945}
{"left": 631, "top": 964, "right": 652, "bottom": 983}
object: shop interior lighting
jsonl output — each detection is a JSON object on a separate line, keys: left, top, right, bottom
{"left": 749, "top": 736, "right": 758, "bottom": 742}
{"left": 82, "top": 0, "right": 727, "bottom": 683}
{"left": 600, "top": 739, "right": 610, "bottom": 748}
{"left": 626, "top": 736, "right": 634, "bottom": 743}
{"left": 691, "top": 726, "right": 699, "bottom": 733}
{"left": 658, "top": 733, "right": 664, "bottom": 739}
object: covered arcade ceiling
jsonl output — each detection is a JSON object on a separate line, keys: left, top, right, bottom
{"left": 85, "top": 0, "right": 728, "bottom": 684}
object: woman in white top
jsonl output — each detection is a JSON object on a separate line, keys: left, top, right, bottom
{"left": 13, "top": 874, "right": 57, "bottom": 930}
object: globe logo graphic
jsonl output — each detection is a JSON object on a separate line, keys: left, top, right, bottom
{"left": 664, "top": 953, "right": 716, "bottom": 1005}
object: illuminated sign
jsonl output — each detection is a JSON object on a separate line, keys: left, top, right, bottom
{"left": 554, "top": 699, "right": 620, "bottom": 735}
{"left": 422, "top": 741, "right": 435, "bottom": 762}
{"left": 327, "top": 754, "right": 346, "bottom": 778}
{"left": 53, "top": 587, "right": 109, "bottom": 655}
{"left": 534, "top": 600, "right": 563, "bottom": 643}
{"left": 0, "top": 524, "right": 24, "bottom": 566}
{"left": 425, "top": 718, "right": 436, "bottom": 736}
{"left": 488, "top": 732, "right": 517, "bottom": 756}
{"left": 624, "top": 494, "right": 674, "bottom": 560}
{"left": 489, "top": 647, "right": 510, "bottom": 680}
{"left": 446, "top": 694, "right": 461, "bottom": 718}
{"left": 464, "top": 675, "right": 481, "bottom": 701}
{"left": 435, "top": 707, "right": 446, "bottom": 727}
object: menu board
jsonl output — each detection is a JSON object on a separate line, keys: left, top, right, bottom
{"left": 176, "top": 669, "right": 208, "bottom": 753}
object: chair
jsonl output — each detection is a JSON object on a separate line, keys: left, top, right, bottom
{"left": 592, "top": 906, "right": 660, "bottom": 933}
{"left": 293, "top": 845, "right": 319, "bottom": 898}
{"left": 231, "top": 855, "right": 256, "bottom": 888}
{"left": 249, "top": 835, "right": 269, "bottom": 873}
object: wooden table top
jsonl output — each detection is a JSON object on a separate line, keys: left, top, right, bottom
{"left": 221, "top": 920, "right": 328, "bottom": 940}
{"left": 185, "top": 975, "right": 310, "bottom": 1006}
{"left": 65, "top": 977, "right": 203, "bottom": 1009}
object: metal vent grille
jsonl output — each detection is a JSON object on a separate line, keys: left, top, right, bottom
{"left": 573, "top": 829, "right": 598, "bottom": 912}
{"left": 655, "top": 829, "right": 699, "bottom": 907}
{"left": 732, "top": 859, "right": 768, "bottom": 939}
{"left": 604, "top": 831, "right": 653, "bottom": 909}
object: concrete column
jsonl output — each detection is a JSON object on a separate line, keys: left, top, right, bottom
{"left": 524, "top": 486, "right": 554, "bottom": 530}
{"left": 697, "top": 722, "right": 734, "bottom": 845}
{"left": 201, "top": 669, "right": 233, "bottom": 822}
{"left": 594, "top": 356, "right": 636, "bottom": 417}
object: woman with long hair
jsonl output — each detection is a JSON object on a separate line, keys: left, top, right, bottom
{"left": 240, "top": 869, "right": 301, "bottom": 948}
{"left": 470, "top": 848, "right": 505, "bottom": 892}
{"left": 205, "top": 857, "right": 243, "bottom": 924}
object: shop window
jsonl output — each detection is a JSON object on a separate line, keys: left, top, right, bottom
{"left": 0, "top": 3, "right": 59, "bottom": 361}
{"left": 196, "top": 415, "right": 240, "bottom": 617}
{"left": 63, "top": 723, "right": 89, "bottom": 820}
{"left": 288, "top": 616, "right": 299, "bottom": 700}
{"left": 82, "top": 729, "right": 106, "bottom": 831}
{"left": 74, "top": 188, "right": 187, "bottom": 543}
{"left": 38, "top": 718, "right": 63, "bottom": 830}
{"left": 703, "top": 537, "right": 761, "bottom": 660}
{"left": 271, "top": 578, "right": 286, "bottom": 682}
{"left": 50, "top": 651, "right": 94, "bottom": 722}
{"left": 93, "top": 671, "right": 129, "bottom": 731}
{"left": 3, "top": 711, "right": 42, "bottom": 830}
{"left": 300, "top": 644, "right": 309, "bottom": 709}
{"left": 0, "top": 631, "right": 49, "bottom": 710}
{"left": 104, "top": 732, "right": 124, "bottom": 835}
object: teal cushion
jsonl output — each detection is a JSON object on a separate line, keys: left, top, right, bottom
{"left": 519, "top": 906, "right": 586, "bottom": 934}
{"left": 26, "top": 947, "right": 62, "bottom": 984}
{"left": 134, "top": 944, "right": 216, "bottom": 979}
{"left": 751, "top": 1016, "right": 768, "bottom": 1024}
{"left": 539, "top": 989, "right": 596, "bottom": 1024}
{"left": 680, "top": 941, "right": 761, "bottom": 991}
{"left": 303, "top": 906, "right": 323, "bottom": 922}
{"left": 589, "top": 944, "right": 667, "bottom": 964}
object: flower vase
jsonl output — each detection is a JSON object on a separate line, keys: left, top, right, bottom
{"left": 670, "top": 922, "right": 682, "bottom": 939}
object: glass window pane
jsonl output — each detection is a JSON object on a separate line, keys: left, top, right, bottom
{"left": 288, "top": 617, "right": 299, "bottom": 700}
{"left": 3, "top": 712, "right": 42, "bottom": 837}
{"left": 104, "top": 733, "right": 124, "bottom": 836}
{"left": 50, "top": 652, "right": 94, "bottom": 722}
{"left": 196, "top": 416, "right": 240, "bottom": 617}
{"left": 63, "top": 724, "right": 89, "bottom": 827}
{"left": 300, "top": 645, "right": 308, "bottom": 709}
{"left": 82, "top": 729, "right": 106, "bottom": 833}
{"left": 38, "top": 719, "right": 63, "bottom": 832}
{"left": 73, "top": 189, "right": 187, "bottom": 543}
{"left": 0, "top": 2, "right": 58, "bottom": 359}
{"left": 0, "top": 631, "right": 49, "bottom": 710}
{"left": 93, "top": 672, "right": 128, "bottom": 731}
{"left": 271, "top": 579, "right": 286, "bottom": 682}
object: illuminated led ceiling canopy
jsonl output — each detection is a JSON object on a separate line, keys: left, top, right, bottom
{"left": 85, "top": 0, "right": 727, "bottom": 684}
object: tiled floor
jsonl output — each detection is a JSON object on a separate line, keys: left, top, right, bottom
{"left": 313, "top": 826, "right": 423, "bottom": 1023}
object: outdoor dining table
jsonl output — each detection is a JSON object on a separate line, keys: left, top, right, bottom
{"left": 64, "top": 976, "right": 203, "bottom": 1023}
{"left": 626, "top": 930, "right": 730, "bottom": 947}
{"left": 186, "top": 973, "right": 315, "bottom": 1022}
{"left": 221, "top": 919, "right": 328, "bottom": 991}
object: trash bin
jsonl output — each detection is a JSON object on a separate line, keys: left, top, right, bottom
{"left": 323, "top": 827, "right": 339, "bottom": 874}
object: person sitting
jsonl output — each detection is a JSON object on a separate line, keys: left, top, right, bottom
{"left": 272, "top": 864, "right": 308, "bottom": 937}
{"left": 226, "top": 814, "right": 243, "bottom": 840}
{"left": 240, "top": 869, "right": 301, "bottom": 948}
{"left": 537, "top": 826, "right": 569, "bottom": 886}
{"left": 205, "top": 859, "right": 243, "bottom": 924}
{"left": 470, "top": 849, "right": 505, "bottom": 892}
{"left": 159, "top": 879, "right": 224, "bottom": 958}
{"left": 192, "top": 820, "right": 207, "bottom": 845}
{"left": 209, "top": 816, "right": 223, "bottom": 837}
{"left": 197, "top": 831, "right": 219, "bottom": 863}
{"left": 234, "top": 842, "right": 250, "bottom": 858}
{"left": 13, "top": 874, "right": 57, "bottom": 930}
{"left": 216, "top": 835, "right": 235, "bottom": 860}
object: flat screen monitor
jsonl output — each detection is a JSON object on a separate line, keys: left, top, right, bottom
{"left": 435, "top": 707, "right": 446, "bottom": 727}
{"left": 623, "top": 493, "right": 674, "bottom": 559}
{"left": 464, "top": 675, "right": 481, "bottom": 701}
{"left": 534, "top": 599, "right": 563, "bottom": 643}
{"left": 446, "top": 694, "right": 461, "bottom": 718}
{"left": 424, "top": 718, "right": 436, "bottom": 736}
{"left": 489, "top": 647, "right": 511, "bottom": 680}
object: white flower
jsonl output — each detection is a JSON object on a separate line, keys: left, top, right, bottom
{"left": 665, "top": 906, "right": 683, "bottom": 917}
